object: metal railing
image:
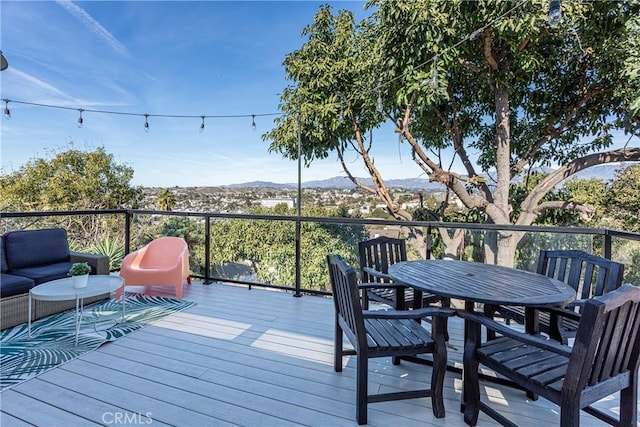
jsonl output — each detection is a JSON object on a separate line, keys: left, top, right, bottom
{"left": 2, "top": 209, "right": 639, "bottom": 296}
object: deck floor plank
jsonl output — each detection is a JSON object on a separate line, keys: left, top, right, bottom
{"left": 1, "top": 281, "right": 632, "bottom": 426}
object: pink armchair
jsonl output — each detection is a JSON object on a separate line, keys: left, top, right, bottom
{"left": 117, "top": 237, "right": 191, "bottom": 299}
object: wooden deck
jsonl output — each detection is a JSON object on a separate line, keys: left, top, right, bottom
{"left": 0, "top": 281, "right": 630, "bottom": 426}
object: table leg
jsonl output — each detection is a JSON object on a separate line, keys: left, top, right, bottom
{"left": 524, "top": 307, "right": 540, "bottom": 335}
{"left": 524, "top": 307, "right": 539, "bottom": 401}
{"left": 28, "top": 292, "right": 33, "bottom": 337}
{"left": 75, "top": 296, "right": 80, "bottom": 346}
{"left": 461, "top": 301, "right": 476, "bottom": 413}
{"left": 121, "top": 286, "right": 126, "bottom": 321}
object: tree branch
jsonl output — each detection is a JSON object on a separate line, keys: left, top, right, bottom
{"left": 336, "top": 148, "right": 376, "bottom": 195}
{"left": 483, "top": 29, "right": 499, "bottom": 71}
{"left": 534, "top": 201, "right": 594, "bottom": 221}
{"left": 458, "top": 57, "right": 483, "bottom": 74}
{"left": 513, "top": 87, "right": 610, "bottom": 175}
{"left": 517, "top": 147, "right": 640, "bottom": 225}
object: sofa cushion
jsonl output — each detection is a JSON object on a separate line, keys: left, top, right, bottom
{"left": 4, "top": 228, "right": 71, "bottom": 270}
{"left": 0, "top": 236, "right": 7, "bottom": 274}
{"left": 0, "top": 273, "right": 35, "bottom": 298}
{"left": 10, "top": 262, "right": 74, "bottom": 286}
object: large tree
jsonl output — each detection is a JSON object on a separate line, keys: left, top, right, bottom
{"left": 265, "top": 0, "right": 640, "bottom": 266}
{"left": 0, "top": 146, "right": 141, "bottom": 211}
{"left": 0, "top": 146, "right": 142, "bottom": 248}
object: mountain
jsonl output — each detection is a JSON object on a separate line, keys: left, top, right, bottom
{"left": 224, "top": 163, "right": 629, "bottom": 190}
{"left": 225, "top": 176, "right": 446, "bottom": 190}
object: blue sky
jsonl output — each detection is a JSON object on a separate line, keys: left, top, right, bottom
{"left": 0, "top": 1, "right": 634, "bottom": 188}
{"left": 1, "top": 0, "right": 409, "bottom": 187}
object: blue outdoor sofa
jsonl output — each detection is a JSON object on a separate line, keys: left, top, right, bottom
{"left": 0, "top": 228, "right": 110, "bottom": 330}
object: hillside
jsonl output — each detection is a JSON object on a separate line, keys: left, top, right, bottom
{"left": 223, "top": 163, "right": 624, "bottom": 190}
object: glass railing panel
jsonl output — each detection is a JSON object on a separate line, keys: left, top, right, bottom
{"left": 514, "top": 231, "right": 594, "bottom": 272}
{"left": 0, "top": 211, "right": 127, "bottom": 271}
{"left": 611, "top": 235, "right": 640, "bottom": 286}
{"left": 2, "top": 210, "right": 638, "bottom": 293}
{"left": 128, "top": 211, "right": 207, "bottom": 277}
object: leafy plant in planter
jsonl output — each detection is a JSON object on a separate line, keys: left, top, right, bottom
{"left": 69, "top": 262, "right": 91, "bottom": 276}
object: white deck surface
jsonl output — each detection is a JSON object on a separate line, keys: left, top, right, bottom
{"left": 0, "top": 280, "right": 629, "bottom": 426}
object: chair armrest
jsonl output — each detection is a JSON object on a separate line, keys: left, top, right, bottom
{"left": 364, "top": 307, "right": 456, "bottom": 320}
{"left": 362, "top": 266, "right": 393, "bottom": 282}
{"left": 70, "top": 251, "right": 110, "bottom": 275}
{"left": 457, "top": 310, "right": 572, "bottom": 357}
{"left": 565, "top": 299, "right": 585, "bottom": 310}
{"left": 531, "top": 304, "right": 582, "bottom": 322}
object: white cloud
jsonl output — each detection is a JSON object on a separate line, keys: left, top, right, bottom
{"left": 55, "top": 0, "right": 129, "bottom": 57}
{"left": 7, "top": 68, "right": 73, "bottom": 100}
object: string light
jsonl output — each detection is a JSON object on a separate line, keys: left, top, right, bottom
{"left": 3, "top": 1, "right": 528, "bottom": 132}
{"left": 3, "top": 99, "right": 10, "bottom": 119}
{"left": 0, "top": 99, "right": 280, "bottom": 132}
{"left": 549, "top": 0, "right": 562, "bottom": 28}
{"left": 77, "top": 109, "right": 84, "bottom": 128}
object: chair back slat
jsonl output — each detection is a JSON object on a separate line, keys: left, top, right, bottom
{"left": 566, "top": 285, "right": 640, "bottom": 391}
{"left": 327, "top": 254, "right": 367, "bottom": 349}
{"left": 358, "top": 237, "right": 407, "bottom": 284}
{"left": 537, "top": 250, "right": 624, "bottom": 302}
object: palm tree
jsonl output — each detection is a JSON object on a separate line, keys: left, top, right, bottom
{"left": 156, "top": 189, "right": 177, "bottom": 211}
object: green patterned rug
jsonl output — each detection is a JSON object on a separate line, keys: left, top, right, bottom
{"left": 0, "top": 294, "right": 195, "bottom": 391}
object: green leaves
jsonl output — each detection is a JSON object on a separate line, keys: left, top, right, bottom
{"left": 208, "top": 205, "right": 368, "bottom": 290}
{"left": 0, "top": 146, "right": 142, "bottom": 212}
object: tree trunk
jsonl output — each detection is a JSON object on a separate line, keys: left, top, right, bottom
{"left": 440, "top": 228, "right": 464, "bottom": 259}
{"left": 486, "top": 71, "right": 515, "bottom": 266}
{"left": 495, "top": 231, "right": 525, "bottom": 268}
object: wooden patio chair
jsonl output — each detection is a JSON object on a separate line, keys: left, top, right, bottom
{"left": 358, "top": 236, "right": 446, "bottom": 310}
{"left": 460, "top": 284, "right": 640, "bottom": 427}
{"left": 326, "top": 253, "right": 455, "bottom": 425}
{"left": 486, "top": 250, "right": 624, "bottom": 344}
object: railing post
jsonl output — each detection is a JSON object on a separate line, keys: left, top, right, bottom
{"left": 204, "top": 216, "right": 213, "bottom": 284}
{"left": 603, "top": 230, "right": 612, "bottom": 260}
{"left": 124, "top": 211, "right": 131, "bottom": 255}
{"left": 294, "top": 111, "right": 302, "bottom": 297}
{"left": 426, "top": 224, "right": 432, "bottom": 260}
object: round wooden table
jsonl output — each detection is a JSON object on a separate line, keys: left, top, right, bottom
{"left": 389, "top": 259, "right": 577, "bottom": 410}
{"left": 388, "top": 259, "right": 576, "bottom": 308}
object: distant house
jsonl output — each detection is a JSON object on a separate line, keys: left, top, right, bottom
{"left": 365, "top": 226, "right": 402, "bottom": 239}
{"left": 258, "top": 198, "right": 297, "bottom": 208}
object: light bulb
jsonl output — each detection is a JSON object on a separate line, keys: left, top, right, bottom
{"left": 77, "top": 109, "right": 83, "bottom": 128}
{"left": 549, "top": 0, "right": 562, "bottom": 28}
{"left": 144, "top": 115, "right": 150, "bottom": 132}
{"left": 470, "top": 29, "right": 482, "bottom": 40}
{"left": 430, "top": 67, "right": 439, "bottom": 89}
{"left": 376, "top": 94, "right": 383, "bottom": 113}
{"left": 251, "top": 115, "right": 256, "bottom": 130}
{"left": 3, "top": 100, "right": 10, "bottom": 119}
{"left": 200, "top": 116, "right": 205, "bottom": 133}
